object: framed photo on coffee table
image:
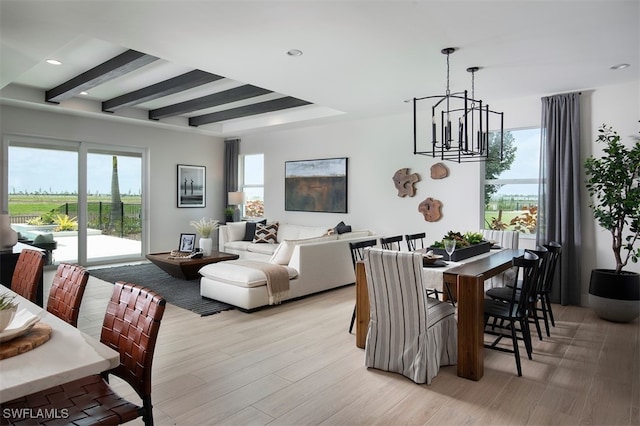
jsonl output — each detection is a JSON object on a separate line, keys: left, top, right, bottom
{"left": 179, "top": 233, "right": 196, "bottom": 252}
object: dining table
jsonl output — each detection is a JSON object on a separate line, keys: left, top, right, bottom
{"left": 355, "top": 248, "right": 523, "bottom": 381}
{"left": 0, "top": 284, "right": 119, "bottom": 403}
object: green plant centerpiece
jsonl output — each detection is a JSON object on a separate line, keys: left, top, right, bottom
{"left": 0, "top": 292, "right": 18, "bottom": 332}
{"left": 430, "top": 231, "right": 490, "bottom": 261}
{"left": 584, "top": 124, "right": 640, "bottom": 322}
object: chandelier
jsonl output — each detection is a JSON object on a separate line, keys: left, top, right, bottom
{"left": 412, "top": 48, "right": 504, "bottom": 163}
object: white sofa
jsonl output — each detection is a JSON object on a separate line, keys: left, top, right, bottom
{"left": 200, "top": 222, "right": 377, "bottom": 311}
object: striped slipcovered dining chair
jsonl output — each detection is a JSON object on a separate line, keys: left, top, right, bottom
{"left": 363, "top": 248, "right": 457, "bottom": 384}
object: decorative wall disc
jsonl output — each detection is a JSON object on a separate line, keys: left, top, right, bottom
{"left": 393, "top": 168, "right": 420, "bottom": 197}
{"left": 418, "top": 197, "right": 443, "bottom": 222}
{"left": 430, "top": 162, "right": 449, "bottom": 179}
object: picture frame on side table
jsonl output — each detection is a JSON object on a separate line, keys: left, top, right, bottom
{"left": 177, "top": 164, "right": 206, "bottom": 207}
{"left": 179, "top": 233, "right": 196, "bottom": 252}
{"left": 285, "top": 157, "right": 348, "bottom": 213}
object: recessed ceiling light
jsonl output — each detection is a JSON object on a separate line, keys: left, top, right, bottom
{"left": 287, "top": 49, "right": 303, "bottom": 57}
{"left": 80, "top": 91, "right": 89, "bottom": 96}
{"left": 610, "top": 63, "right": 630, "bottom": 70}
{"left": 46, "top": 59, "right": 62, "bottom": 65}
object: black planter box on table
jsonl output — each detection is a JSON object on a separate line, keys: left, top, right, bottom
{"left": 428, "top": 241, "right": 491, "bottom": 262}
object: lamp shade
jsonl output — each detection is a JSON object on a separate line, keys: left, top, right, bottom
{"left": 228, "top": 192, "right": 245, "bottom": 205}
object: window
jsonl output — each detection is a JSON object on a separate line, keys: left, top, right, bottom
{"left": 483, "top": 128, "right": 541, "bottom": 236}
{"left": 6, "top": 136, "right": 144, "bottom": 266}
{"left": 241, "top": 154, "right": 264, "bottom": 218}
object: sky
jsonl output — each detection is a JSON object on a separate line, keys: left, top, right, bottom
{"left": 8, "top": 147, "right": 141, "bottom": 195}
{"left": 489, "top": 127, "right": 541, "bottom": 196}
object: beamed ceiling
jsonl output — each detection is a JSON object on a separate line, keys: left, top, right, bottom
{"left": 0, "top": 1, "right": 637, "bottom": 138}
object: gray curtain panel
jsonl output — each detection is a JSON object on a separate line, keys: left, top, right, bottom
{"left": 537, "top": 92, "right": 582, "bottom": 305}
{"left": 224, "top": 139, "right": 240, "bottom": 207}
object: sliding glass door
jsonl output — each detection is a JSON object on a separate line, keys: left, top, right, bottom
{"left": 6, "top": 136, "right": 145, "bottom": 266}
{"left": 86, "top": 150, "right": 143, "bottom": 263}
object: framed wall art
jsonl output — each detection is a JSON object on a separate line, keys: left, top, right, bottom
{"left": 177, "top": 164, "right": 205, "bottom": 208}
{"left": 285, "top": 157, "right": 348, "bottom": 213}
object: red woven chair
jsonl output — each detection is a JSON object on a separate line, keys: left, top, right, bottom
{"left": 10, "top": 249, "right": 45, "bottom": 303}
{"left": 46, "top": 263, "right": 89, "bottom": 327}
{"left": 3, "top": 282, "right": 166, "bottom": 425}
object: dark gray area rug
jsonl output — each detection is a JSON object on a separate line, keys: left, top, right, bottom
{"left": 89, "top": 263, "right": 234, "bottom": 317}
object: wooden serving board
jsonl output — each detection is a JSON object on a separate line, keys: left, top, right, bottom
{"left": 0, "top": 323, "right": 52, "bottom": 360}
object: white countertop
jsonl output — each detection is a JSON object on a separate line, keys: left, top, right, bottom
{"left": 0, "top": 285, "right": 119, "bottom": 403}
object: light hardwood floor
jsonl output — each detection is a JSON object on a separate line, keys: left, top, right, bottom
{"left": 43, "top": 269, "right": 639, "bottom": 426}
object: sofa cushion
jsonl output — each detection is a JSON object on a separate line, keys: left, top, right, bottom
{"left": 253, "top": 222, "right": 279, "bottom": 243}
{"left": 227, "top": 222, "right": 247, "bottom": 242}
{"left": 277, "top": 223, "right": 329, "bottom": 241}
{"left": 247, "top": 243, "right": 279, "bottom": 255}
{"left": 225, "top": 240, "right": 253, "bottom": 251}
{"left": 269, "top": 235, "right": 339, "bottom": 265}
{"left": 199, "top": 261, "right": 298, "bottom": 288}
{"left": 243, "top": 219, "right": 267, "bottom": 241}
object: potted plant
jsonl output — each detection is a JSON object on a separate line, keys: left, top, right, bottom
{"left": 224, "top": 207, "right": 235, "bottom": 223}
{"left": 584, "top": 124, "right": 640, "bottom": 322}
{"left": 190, "top": 217, "right": 219, "bottom": 256}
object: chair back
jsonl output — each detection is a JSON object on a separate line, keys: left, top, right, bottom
{"left": 481, "top": 229, "right": 519, "bottom": 249}
{"left": 363, "top": 248, "right": 457, "bottom": 384}
{"left": 508, "top": 252, "right": 540, "bottom": 318}
{"left": 101, "top": 282, "right": 166, "bottom": 400}
{"left": 349, "top": 239, "right": 377, "bottom": 268}
{"left": 542, "top": 242, "right": 562, "bottom": 294}
{"left": 47, "top": 263, "right": 89, "bottom": 327}
{"left": 405, "top": 232, "right": 426, "bottom": 251}
{"left": 527, "top": 246, "right": 550, "bottom": 300}
{"left": 380, "top": 235, "right": 402, "bottom": 251}
{"left": 11, "top": 249, "right": 45, "bottom": 303}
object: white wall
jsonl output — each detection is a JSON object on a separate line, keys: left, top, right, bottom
{"left": 1, "top": 79, "right": 638, "bottom": 304}
{"left": 0, "top": 105, "right": 225, "bottom": 253}
{"left": 242, "top": 111, "right": 484, "bottom": 245}
{"left": 241, "top": 80, "right": 640, "bottom": 306}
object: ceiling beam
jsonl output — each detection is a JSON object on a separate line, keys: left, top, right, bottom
{"left": 189, "top": 97, "right": 311, "bottom": 126}
{"left": 45, "top": 49, "right": 158, "bottom": 103}
{"left": 102, "top": 70, "right": 223, "bottom": 112}
{"left": 148, "top": 85, "right": 273, "bottom": 120}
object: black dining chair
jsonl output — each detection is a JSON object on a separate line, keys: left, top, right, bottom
{"left": 405, "top": 233, "right": 426, "bottom": 251}
{"left": 405, "top": 232, "right": 454, "bottom": 305}
{"left": 536, "top": 242, "right": 562, "bottom": 336}
{"left": 483, "top": 251, "right": 540, "bottom": 377}
{"left": 486, "top": 246, "right": 548, "bottom": 341}
{"left": 348, "top": 239, "right": 378, "bottom": 334}
{"left": 380, "top": 235, "right": 403, "bottom": 251}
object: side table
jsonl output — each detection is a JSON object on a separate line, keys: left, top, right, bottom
{"left": 145, "top": 251, "right": 239, "bottom": 280}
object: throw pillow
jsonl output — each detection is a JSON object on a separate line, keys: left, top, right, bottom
{"left": 334, "top": 221, "right": 352, "bottom": 234}
{"left": 253, "top": 222, "right": 279, "bottom": 244}
{"left": 227, "top": 222, "right": 247, "bottom": 241}
{"left": 243, "top": 219, "right": 267, "bottom": 241}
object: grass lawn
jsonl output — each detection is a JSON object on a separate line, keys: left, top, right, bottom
{"left": 8, "top": 194, "right": 141, "bottom": 216}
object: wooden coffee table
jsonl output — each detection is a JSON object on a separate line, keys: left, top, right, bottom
{"left": 145, "top": 251, "right": 239, "bottom": 280}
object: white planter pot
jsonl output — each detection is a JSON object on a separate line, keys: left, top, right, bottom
{"left": 199, "top": 237, "right": 213, "bottom": 256}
